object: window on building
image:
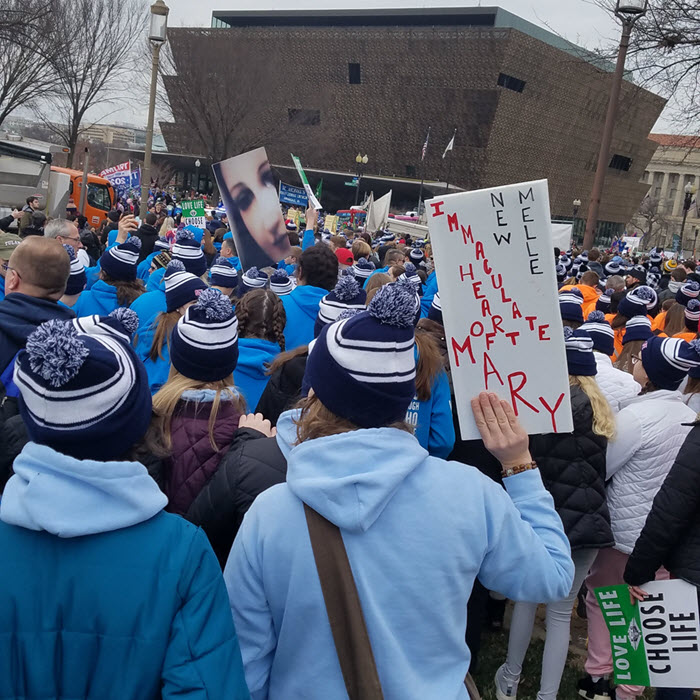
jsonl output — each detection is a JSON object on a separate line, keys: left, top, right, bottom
{"left": 609, "top": 154, "right": 632, "bottom": 171}
{"left": 668, "top": 173, "right": 679, "bottom": 205}
{"left": 406, "top": 165, "right": 417, "bottom": 178}
{"left": 288, "top": 109, "right": 321, "bottom": 126}
{"left": 497, "top": 73, "right": 526, "bottom": 93}
{"left": 349, "top": 63, "right": 361, "bottom": 84}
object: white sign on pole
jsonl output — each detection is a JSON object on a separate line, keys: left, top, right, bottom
{"left": 551, "top": 222, "right": 573, "bottom": 251}
{"left": 622, "top": 236, "right": 641, "bottom": 251}
{"left": 426, "top": 180, "right": 573, "bottom": 440}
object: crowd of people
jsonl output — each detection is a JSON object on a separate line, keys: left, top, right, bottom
{"left": 0, "top": 194, "right": 699, "bottom": 700}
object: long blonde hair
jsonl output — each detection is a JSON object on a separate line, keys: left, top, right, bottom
{"left": 570, "top": 375, "right": 616, "bottom": 440}
{"left": 151, "top": 367, "right": 246, "bottom": 451}
{"left": 159, "top": 217, "right": 175, "bottom": 236}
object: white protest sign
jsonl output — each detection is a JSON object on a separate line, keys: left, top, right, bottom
{"left": 623, "top": 236, "right": 641, "bottom": 251}
{"left": 291, "top": 153, "right": 322, "bottom": 210}
{"left": 551, "top": 222, "right": 573, "bottom": 251}
{"left": 181, "top": 199, "right": 207, "bottom": 229}
{"left": 426, "top": 180, "right": 573, "bottom": 440}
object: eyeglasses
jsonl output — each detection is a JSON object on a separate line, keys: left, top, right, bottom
{"left": 2, "top": 263, "right": 21, "bottom": 280}
{"left": 61, "top": 235, "right": 81, "bottom": 243}
{"left": 631, "top": 354, "right": 641, "bottom": 366}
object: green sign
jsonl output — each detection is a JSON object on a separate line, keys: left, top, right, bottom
{"left": 181, "top": 199, "right": 207, "bottom": 229}
{"left": 596, "top": 580, "right": 700, "bottom": 688}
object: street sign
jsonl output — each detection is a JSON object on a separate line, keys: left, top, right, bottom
{"left": 181, "top": 199, "right": 207, "bottom": 229}
{"left": 345, "top": 178, "right": 359, "bottom": 187}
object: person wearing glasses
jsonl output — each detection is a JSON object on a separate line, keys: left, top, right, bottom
{"left": 580, "top": 336, "right": 700, "bottom": 700}
{"left": 44, "top": 219, "right": 91, "bottom": 268}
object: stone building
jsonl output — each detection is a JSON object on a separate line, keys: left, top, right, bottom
{"left": 163, "top": 6, "right": 665, "bottom": 241}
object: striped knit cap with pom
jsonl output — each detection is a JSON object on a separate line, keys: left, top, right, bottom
{"left": 163, "top": 260, "right": 207, "bottom": 313}
{"left": 239, "top": 267, "right": 269, "bottom": 296}
{"left": 269, "top": 268, "right": 294, "bottom": 296}
{"left": 641, "top": 336, "right": 700, "bottom": 390}
{"left": 676, "top": 281, "right": 700, "bottom": 307}
{"left": 171, "top": 229, "right": 206, "bottom": 277}
{"left": 559, "top": 288, "right": 584, "bottom": 324}
{"left": 428, "top": 292, "right": 443, "bottom": 325}
{"left": 605, "top": 260, "right": 622, "bottom": 277}
{"left": 13, "top": 309, "right": 151, "bottom": 461}
{"left": 154, "top": 237, "right": 170, "bottom": 252}
{"left": 209, "top": 256, "right": 239, "bottom": 289}
{"left": 170, "top": 288, "right": 239, "bottom": 382}
{"left": 99, "top": 236, "right": 141, "bottom": 281}
{"left": 305, "top": 281, "right": 417, "bottom": 428}
{"left": 580, "top": 310, "right": 615, "bottom": 356}
{"left": 398, "top": 262, "right": 423, "bottom": 295}
{"left": 623, "top": 316, "right": 653, "bottom": 345}
{"left": 314, "top": 274, "right": 367, "bottom": 337}
{"left": 563, "top": 327, "right": 597, "bottom": 376}
{"left": 618, "top": 286, "right": 656, "bottom": 318}
{"left": 596, "top": 288, "right": 614, "bottom": 312}
{"left": 351, "top": 256, "right": 375, "bottom": 281}
{"left": 685, "top": 298, "right": 700, "bottom": 325}
{"left": 63, "top": 244, "right": 86, "bottom": 296}
{"left": 409, "top": 248, "right": 424, "bottom": 265}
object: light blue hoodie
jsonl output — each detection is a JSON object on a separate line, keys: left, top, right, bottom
{"left": 234, "top": 337, "right": 280, "bottom": 412}
{"left": 72, "top": 279, "right": 123, "bottom": 317}
{"left": 280, "top": 285, "right": 328, "bottom": 350}
{"left": 225, "top": 410, "right": 574, "bottom": 700}
{"left": 420, "top": 270, "right": 438, "bottom": 318}
{"left": 407, "top": 366, "right": 455, "bottom": 458}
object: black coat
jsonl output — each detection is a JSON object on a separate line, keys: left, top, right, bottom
{"left": 186, "top": 427, "right": 287, "bottom": 568}
{"left": 625, "top": 424, "right": 700, "bottom": 587}
{"left": 133, "top": 223, "right": 159, "bottom": 262}
{"left": 255, "top": 352, "right": 308, "bottom": 426}
{"left": 0, "top": 413, "right": 27, "bottom": 493}
{"left": 529, "top": 385, "right": 614, "bottom": 551}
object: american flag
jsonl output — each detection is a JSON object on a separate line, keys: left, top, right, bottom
{"left": 421, "top": 127, "right": 431, "bottom": 161}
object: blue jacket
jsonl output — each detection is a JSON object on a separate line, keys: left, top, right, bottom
{"left": 234, "top": 337, "right": 280, "bottom": 411}
{"left": 73, "top": 279, "right": 125, "bottom": 317}
{"left": 137, "top": 251, "right": 160, "bottom": 284}
{"left": 225, "top": 411, "right": 573, "bottom": 700}
{"left": 0, "top": 442, "right": 250, "bottom": 700}
{"left": 281, "top": 285, "right": 327, "bottom": 350}
{"left": 406, "top": 367, "right": 455, "bottom": 459}
{"left": 131, "top": 280, "right": 167, "bottom": 331}
{"left": 420, "top": 271, "right": 438, "bottom": 318}
{"left": 363, "top": 266, "right": 390, "bottom": 288}
{"left": 0, "top": 275, "right": 5, "bottom": 302}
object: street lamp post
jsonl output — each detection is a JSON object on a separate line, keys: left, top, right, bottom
{"left": 583, "top": 0, "right": 648, "bottom": 251}
{"left": 680, "top": 182, "right": 694, "bottom": 254}
{"left": 354, "top": 153, "right": 368, "bottom": 207}
{"left": 572, "top": 198, "right": 582, "bottom": 243}
{"left": 141, "top": 0, "right": 170, "bottom": 213}
{"left": 693, "top": 227, "right": 699, "bottom": 260}
{"left": 194, "top": 158, "right": 201, "bottom": 193}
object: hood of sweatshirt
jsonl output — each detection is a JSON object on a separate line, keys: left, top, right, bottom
{"left": 277, "top": 409, "right": 429, "bottom": 532}
{"left": 0, "top": 442, "right": 167, "bottom": 538}
{"left": 74, "top": 279, "right": 120, "bottom": 317}
{"left": 284, "top": 284, "right": 328, "bottom": 322}
{"left": 236, "top": 337, "right": 280, "bottom": 379}
{"left": 146, "top": 267, "right": 166, "bottom": 293}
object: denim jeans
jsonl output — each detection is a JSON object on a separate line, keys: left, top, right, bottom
{"left": 655, "top": 689, "right": 694, "bottom": 700}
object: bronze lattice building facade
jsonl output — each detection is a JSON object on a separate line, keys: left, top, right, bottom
{"left": 163, "top": 6, "right": 665, "bottom": 239}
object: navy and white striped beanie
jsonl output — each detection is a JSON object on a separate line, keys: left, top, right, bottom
{"left": 596, "top": 288, "right": 614, "bottom": 312}
{"left": 559, "top": 254, "right": 573, "bottom": 273}
{"left": 172, "top": 229, "right": 206, "bottom": 277}
{"left": 559, "top": 288, "right": 584, "bottom": 324}
{"left": 580, "top": 310, "right": 615, "bottom": 356}
{"left": 63, "top": 244, "right": 86, "bottom": 296}
{"left": 210, "top": 257, "right": 239, "bottom": 289}
{"left": 239, "top": 267, "right": 269, "bottom": 296}
{"left": 351, "top": 256, "right": 375, "bottom": 281}
{"left": 170, "top": 288, "right": 239, "bottom": 382}
{"left": 14, "top": 308, "right": 151, "bottom": 461}
{"left": 270, "top": 269, "right": 294, "bottom": 296}
{"left": 164, "top": 260, "right": 207, "bottom": 313}
{"left": 619, "top": 286, "right": 656, "bottom": 318}
{"left": 623, "top": 316, "right": 653, "bottom": 345}
{"left": 650, "top": 248, "right": 663, "bottom": 266}
{"left": 428, "top": 292, "right": 443, "bottom": 325}
{"left": 647, "top": 266, "right": 661, "bottom": 290}
{"left": 641, "top": 336, "right": 700, "bottom": 390}
{"left": 314, "top": 274, "right": 367, "bottom": 337}
{"left": 305, "top": 281, "right": 417, "bottom": 428}
{"left": 398, "top": 262, "right": 423, "bottom": 295}
{"left": 154, "top": 237, "right": 170, "bottom": 252}
{"left": 605, "top": 260, "right": 621, "bottom": 277}
{"left": 556, "top": 263, "right": 566, "bottom": 284}
{"left": 100, "top": 236, "right": 141, "bottom": 281}
{"left": 409, "top": 248, "right": 424, "bottom": 265}
{"left": 563, "top": 327, "right": 597, "bottom": 376}
{"left": 676, "top": 281, "right": 700, "bottom": 307}
{"left": 685, "top": 299, "right": 700, "bottom": 325}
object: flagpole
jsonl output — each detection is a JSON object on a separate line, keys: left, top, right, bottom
{"left": 417, "top": 126, "right": 430, "bottom": 217}
{"left": 443, "top": 129, "right": 457, "bottom": 195}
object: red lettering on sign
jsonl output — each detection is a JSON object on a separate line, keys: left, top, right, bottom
{"left": 525, "top": 316, "right": 538, "bottom": 332}
{"left": 507, "top": 372, "right": 540, "bottom": 416}
{"left": 451, "top": 336, "right": 475, "bottom": 367}
{"left": 491, "top": 273, "right": 503, "bottom": 290}
{"left": 472, "top": 281, "right": 485, "bottom": 300}
{"left": 483, "top": 258, "right": 493, "bottom": 275}
{"left": 505, "top": 331, "right": 520, "bottom": 346}
{"left": 448, "top": 212, "right": 459, "bottom": 232}
{"left": 512, "top": 302, "right": 522, "bottom": 320}
{"left": 461, "top": 224, "right": 474, "bottom": 244}
{"left": 430, "top": 201, "right": 445, "bottom": 218}
{"left": 491, "top": 315, "right": 504, "bottom": 334}
{"left": 483, "top": 353, "right": 504, "bottom": 390}
{"left": 459, "top": 263, "right": 474, "bottom": 282}
{"left": 485, "top": 332, "right": 496, "bottom": 350}
{"left": 470, "top": 321, "right": 484, "bottom": 337}
{"left": 481, "top": 299, "right": 492, "bottom": 318}
{"left": 538, "top": 324, "right": 551, "bottom": 341}
{"left": 539, "top": 393, "right": 565, "bottom": 432}
{"left": 475, "top": 240, "right": 485, "bottom": 261}
{"left": 500, "top": 287, "right": 513, "bottom": 304}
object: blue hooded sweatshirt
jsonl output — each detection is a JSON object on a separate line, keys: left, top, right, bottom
{"left": 281, "top": 285, "right": 328, "bottom": 350}
{"left": 0, "top": 442, "right": 249, "bottom": 700}
{"left": 0, "top": 275, "right": 5, "bottom": 301}
{"left": 225, "top": 411, "right": 573, "bottom": 700}
{"left": 137, "top": 251, "right": 161, "bottom": 284}
{"left": 420, "top": 270, "right": 438, "bottom": 318}
{"left": 406, "top": 367, "right": 455, "bottom": 459}
{"left": 234, "top": 337, "right": 280, "bottom": 411}
{"left": 72, "top": 279, "right": 125, "bottom": 317}
{"left": 131, "top": 273, "right": 167, "bottom": 331}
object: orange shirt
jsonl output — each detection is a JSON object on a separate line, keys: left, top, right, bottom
{"left": 674, "top": 331, "right": 697, "bottom": 342}
{"left": 652, "top": 312, "right": 666, "bottom": 332}
{"left": 560, "top": 284, "right": 600, "bottom": 320}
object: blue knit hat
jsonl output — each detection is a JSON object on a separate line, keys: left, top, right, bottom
{"left": 618, "top": 286, "right": 655, "bottom": 318}
{"left": 170, "top": 288, "right": 239, "bottom": 382}
{"left": 398, "top": 262, "right": 423, "bottom": 295}
{"left": 209, "top": 256, "right": 239, "bottom": 289}
{"left": 676, "top": 281, "right": 700, "bottom": 307}
{"left": 427, "top": 292, "right": 443, "bottom": 325}
{"left": 580, "top": 310, "right": 615, "bottom": 356}
{"left": 351, "top": 257, "right": 375, "bottom": 281}
{"left": 314, "top": 274, "right": 367, "bottom": 337}
{"left": 596, "top": 288, "right": 614, "bottom": 312}
{"left": 305, "top": 281, "right": 417, "bottom": 428}
{"left": 623, "top": 316, "right": 653, "bottom": 345}
{"left": 640, "top": 337, "right": 700, "bottom": 390}
{"left": 605, "top": 260, "right": 622, "bottom": 277}
{"left": 100, "top": 236, "right": 141, "bottom": 281}
{"left": 270, "top": 269, "right": 294, "bottom": 296}
{"left": 154, "top": 237, "right": 170, "bottom": 252}
{"left": 559, "top": 288, "right": 584, "bottom": 324}
{"left": 164, "top": 260, "right": 207, "bottom": 313}
{"left": 14, "top": 309, "right": 151, "bottom": 461}
{"left": 239, "top": 266, "right": 269, "bottom": 296}
{"left": 563, "top": 327, "right": 597, "bottom": 376}
{"left": 63, "top": 244, "right": 86, "bottom": 296}
{"left": 172, "top": 229, "right": 206, "bottom": 277}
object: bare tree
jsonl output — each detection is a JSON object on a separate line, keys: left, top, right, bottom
{"left": 36, "top": 0, "right": 147, "bottom": 167}
{"left": 631, "top": 194, "right": 671, "bottom": 249}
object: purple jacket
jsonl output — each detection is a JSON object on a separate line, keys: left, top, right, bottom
{"left": 163, "top": 392, "right": 242, "bottom": 515}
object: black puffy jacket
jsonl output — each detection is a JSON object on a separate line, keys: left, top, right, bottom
{"left": 625, "top": 423, "right": 700, "bottom": 587}
{"left": 186, "top": 427, "right": 287, "bottom": 567}
{"left": 529, "top": 384, "right": 614, "bottom": 551}
{"left": 255, "top": 352, "right": 307, "bottom": 426}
